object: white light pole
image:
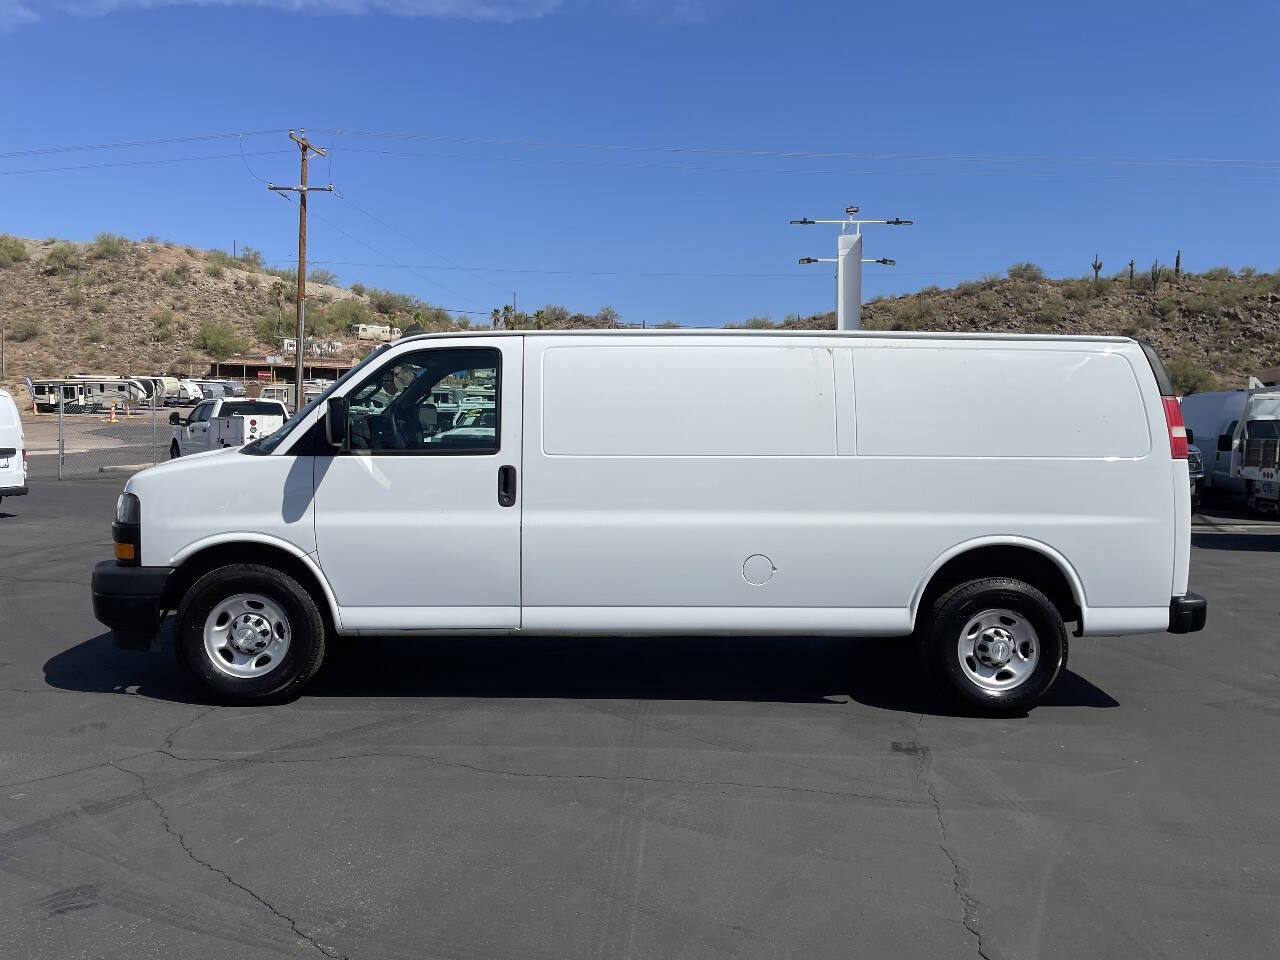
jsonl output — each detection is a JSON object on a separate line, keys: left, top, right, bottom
{"left": 792, "top": 206, "right": 912, "bottom": 330}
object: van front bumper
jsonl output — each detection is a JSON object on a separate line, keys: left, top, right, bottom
{"left": 0, "top": 484, "right": 28, "bottom": 497}
{"left": 1169, "top": 593, "right": 1208, "bottom": 634}
{"left": 91, "top": 561, "right": 175, "bottom": 651}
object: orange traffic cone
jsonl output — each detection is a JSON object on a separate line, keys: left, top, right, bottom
{"left": 105, "top": 403, "right": 119, "bottom": 424}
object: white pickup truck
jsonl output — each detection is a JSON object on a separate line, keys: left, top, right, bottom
{"left": 168, "top": 398, "right": 288, "bottom": 458}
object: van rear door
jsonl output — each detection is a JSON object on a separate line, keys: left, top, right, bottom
{"left": 312, "top": 337, "right": 523, "bottom": 632}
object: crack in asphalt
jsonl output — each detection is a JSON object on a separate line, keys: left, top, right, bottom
{"left": 152, "top": 747, "right": 927, "bottom": 807}
{"left": 911, "top": 716, "right": 992, "bottom": 960}
{"left": 109, "top": 761, "right": 349, "bottom": 960}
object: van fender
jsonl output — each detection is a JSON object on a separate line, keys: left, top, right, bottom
{"left": 168, "top": 532, "right": 342, "bottom": 631}
{"left": 908, "top": 535, "right": 1088, "bottom": 631}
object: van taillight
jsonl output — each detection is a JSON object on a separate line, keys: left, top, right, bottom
{"left": 1163, "top": 397, "right": 1188, "bottom": 459}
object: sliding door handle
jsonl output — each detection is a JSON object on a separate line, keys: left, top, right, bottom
{"left": 498, "top": 465, "right": 517, "bottom": 507}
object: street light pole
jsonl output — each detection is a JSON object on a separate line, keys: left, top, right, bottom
{"left": 792, "top": 206, "right": 912, "bottom": 330}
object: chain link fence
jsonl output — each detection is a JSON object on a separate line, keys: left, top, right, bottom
{"left": 55, "top": 395, "right": 168, "bottom": 478}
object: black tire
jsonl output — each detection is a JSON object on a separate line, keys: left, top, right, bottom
{"left": 175, "top": 563, "right": 327, "bottom": 704}
{"left": 919, "top": 577, "right": 1068, "bottom": 714}
{"left": 169, "top": 440, "right": 181, "bottom": 460}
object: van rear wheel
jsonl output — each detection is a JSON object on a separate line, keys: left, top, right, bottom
{"left": 920, "top": 577, "right": 1067, "bottom": 714}
{"left": 175, "top": 563, "right": 327, "bottom": 704}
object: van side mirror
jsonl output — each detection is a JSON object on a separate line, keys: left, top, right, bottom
{"left": 1217, "top": 434, "right": 1232, "bottom": 453}
{"left": 168, "top": 412, "right": 181, "bottom": 425}
{"left": 1185, "top": 428, "right": 1194, "bottom": 444}
{"left": 324, "top": 396, "right": 348, "bottom": 449}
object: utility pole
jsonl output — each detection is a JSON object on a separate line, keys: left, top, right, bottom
{"left": 793, "top": 206, "right": 912, "bottom": 329}
{"left": 269, "top": 130, "right": 334, "bottom": 409}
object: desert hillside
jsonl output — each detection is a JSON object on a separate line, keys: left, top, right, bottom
{"left": 2, "top": 234, "right": 1276, "bottom": 407}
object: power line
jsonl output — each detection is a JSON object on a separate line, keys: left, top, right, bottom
{"left": 0, "top": 149, "right": 293, "bottom": 177}
{"left": 323, "top": 129, "right": 1280, "bottom": 171}
{"left": 274, "top": 191, "right": 487, "bottom": 309}
{"left": 0, "top": 129, "right": 290, "bottom": 161}
{"left": 300, "top": 259, "right": 968, "bottom": 280}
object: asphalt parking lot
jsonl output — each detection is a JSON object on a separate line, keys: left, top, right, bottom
{"left": 2, "top": 473, "right": 1279, "bottom": 960}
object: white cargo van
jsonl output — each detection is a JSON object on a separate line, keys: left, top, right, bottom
{"left": 0, "top": 389, "right": 28, "bottom": 505}
{"left": 91, "top": 331, "right": 1205, "bottom": 711}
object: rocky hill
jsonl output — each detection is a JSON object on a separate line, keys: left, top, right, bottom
{"left": 2, "top": 234, "right": 1276, "bottom": 408}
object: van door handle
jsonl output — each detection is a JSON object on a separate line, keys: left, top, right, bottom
{"left": 498, "top": 465, "right": 517, "bottom": 507}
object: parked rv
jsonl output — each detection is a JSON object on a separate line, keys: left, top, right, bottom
{"left": 92, "top": 330, "right": 1204, "bottom": 711}
{"left": 168, "top": 397, "right": 289, "bottom": 458}
{"left": 349, "top": 323, "right": 402, "bottom": 342}
{"left": 0, "top": 389, "right": 27, "bottom": 505}
{"left": 30, "top": 376, "right": 149, "bottom": 413}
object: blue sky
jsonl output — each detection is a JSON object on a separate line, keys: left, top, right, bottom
{"left": 1, "top": 0, "right": 1277, "bottom": 327}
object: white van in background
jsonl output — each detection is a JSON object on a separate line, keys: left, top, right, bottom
{"left": 1181, "top": 390, "right": 1280, "bottom": 495}
{"left": 0, "top": 389, "right": 28, "bottom": 506}
{"left": 91, "top": 330, "right": 1205, "bottom": 713}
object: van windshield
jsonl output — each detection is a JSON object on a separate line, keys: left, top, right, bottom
{"left": 244, "top": 345, "right": 391, "bottom": 455}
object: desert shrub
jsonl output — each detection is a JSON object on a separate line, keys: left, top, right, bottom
{"left": 152, "top": 309, "right": 175, "bottom": 343}
{"left": 327, "top": 298, "right": 371, "bottom": 330}
{"left": 183, "top": 246, "right": 197, "bottom": 257}
{"left": 88, "top": 299, "right": 107, "bottom": 314}
{"left": 195, "top": 320, "right": 245, "bottom": 359}
{"left": 90, "top": 232, "right": 129, "bottom": 260}
{"left": 309, "top": 268, "right": 338, "bottom": 286}
{"left": 108, "top": 282, "right": 125, "bottom": 296}
{"left": 1034, "top": 298, "right": 1068, "bottom": 324}
{"left": 161, "top": 262, "right": 191, "bottom": 286}
{"left": 254, "top": 311, "right": 286, "bottom": 343}
{"left": 367, "top": 287, "right": 420, "bottom": 316}
{"left": 1239, "top": 266, "right": 1257, "bottom": 278}
{"left": 1155, "top": 296, "right": 1180, "bottom": 319}
{"left": 66, "top": 289, "right": 86, "bottom": 309}
{"left": 84, "top": 324, "right": 104, "bottom": 343}
{"left": 744, "top": 316, "right": 776, "bottom": 329}
{"left": 237, "top": 246, "right": 265, "bottom": 270}
{"left": 1201, "top": 266, "right": 1232, "bottom": 280}
{"left": 0, "top": 233, "right": 28, "bottom": 267}
{"left": 206, "top": 263, "right": 224, "bottom": 279}
{"left": 10, "top": 318, "right": 39, "bottom": 341}
{"left": 206, "top": 250, "right": 236, "bottom": 269}
{"left": 141, "top": 235, "right": 159, "bottom": 244}
{"left": 1062, "top": 278, "right": 1095, "bottom": 301}
{"left": 1167, "top": 356, "right": 1217, "bottom": 395}
{"left": 1007, "top": 262, "right": 1046, "bottom": 282}
{"left": 350, "top": 282, "right": 366, "bottom": 297}
{"left": 264, "top": 265, "right": 297, "bottom": 282}
{"left": 44, "top": 243, "right": 82, "bottom": 274}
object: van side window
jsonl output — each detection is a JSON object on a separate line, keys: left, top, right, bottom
{"left": 346, "top": 347, "right": 499, "bottom": 454}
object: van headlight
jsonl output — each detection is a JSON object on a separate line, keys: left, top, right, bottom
{"left": 113, "top": 493, "right": 141, "bottom": 565}
{"left": 115, "top": 493, "right": 141, "bottom": 525}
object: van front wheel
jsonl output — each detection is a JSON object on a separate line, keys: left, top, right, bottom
{"left": 175, "top": 563, "right": 327, "bottom": 704}
{"left": 920, "top": 578, "right": 1067, "bottom": 714}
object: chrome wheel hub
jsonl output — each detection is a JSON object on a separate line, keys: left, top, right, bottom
{"left": 957, "top": 608, "right": 1040, "bottom": 692}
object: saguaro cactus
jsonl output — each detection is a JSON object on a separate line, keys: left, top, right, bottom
{"left": 1175, "top": 249, "right": 1182, "bottom": 277}
{"left": 1129, "top": 259, "right": 1135, "bottom": 287}
{"left": 1150, "top": 260, "right": 1162, "bottom": 291}
{"left": 1092, "top": 254, "right": 1103, "bottom": 283}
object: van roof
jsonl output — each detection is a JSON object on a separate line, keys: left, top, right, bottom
{"left": 393, "top": 328, "right": 1134, "bottom": 346}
